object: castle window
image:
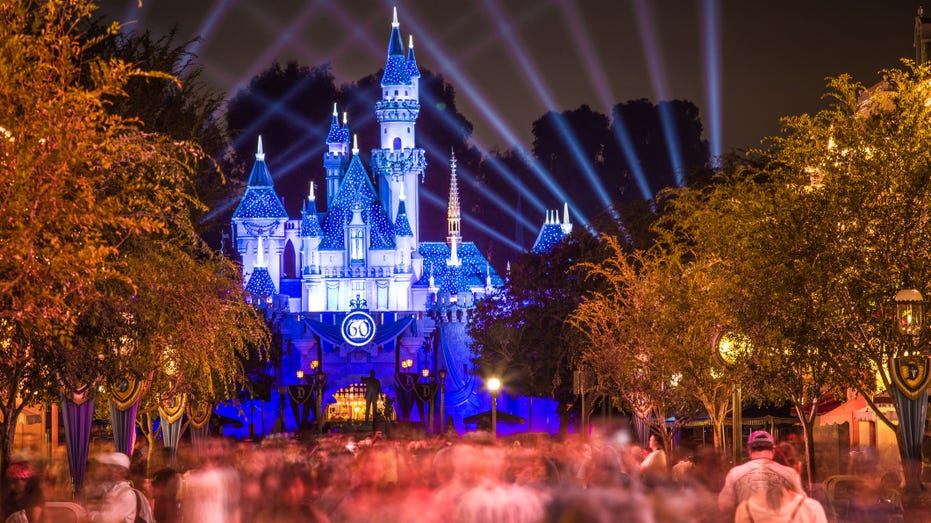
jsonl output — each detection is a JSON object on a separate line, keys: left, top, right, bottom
{"left": 394, "top": 90, "right": 398, "bottom": 96}
{"left": 350, "top": 228, "right": 365, "bottom": 263}
{"left": 405, "top": 90, "right": 408, "bottom": 96}
{"left": 407, "top": 127, "right": 410, "bottom": 133}
{"left": 393, "top": 137, "right": 402, "bottom": 150}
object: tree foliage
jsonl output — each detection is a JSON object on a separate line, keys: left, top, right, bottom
{"left": 469, "top": 232, "right": 607, "bottom": 430}
{"left": 0, "top": 0, "right": 267, "bottom": 472}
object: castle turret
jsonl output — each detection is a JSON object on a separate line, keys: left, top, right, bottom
{"left": 325, "top": 105, "right": 350, "bottom": 209}
{"left": 371, "top": 7, "right": 426, "bottom": 248}
{"left": 245, "top": 235, "right": 277, "bottom": 302}
{"left": 300, "top": 181, "right": 323, "bottom": 275}
{"left": 531, "top": 203, "right": 572, "bottom": 254}
{"left": 232, "top": 136, "right": 288, "bottom": 287}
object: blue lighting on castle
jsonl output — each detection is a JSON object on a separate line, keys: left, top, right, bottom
{"left": 229, "top": 8, "right": 570, "bottom": 438}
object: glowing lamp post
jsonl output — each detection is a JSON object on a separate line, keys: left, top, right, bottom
{"left": 421, "top": 369, "right": 438, "bottom": 434}
{"left": 895, "top": 289, "right": 924, "bottom": 338}
{"left": 487, "top": 377, "right": 502, "bottom": 439}
{"left": 714, "top": 331, "right": 752, "bottom": 464}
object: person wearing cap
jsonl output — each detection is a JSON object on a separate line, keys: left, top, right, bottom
{"left": 2, "top": 461, "right": 44, "bottom": 522}
{"left": 717, "top": 430, "right": 805, "bottom": 517}
{"left": 86, "top": 452, "right": 153, "bottom": 523}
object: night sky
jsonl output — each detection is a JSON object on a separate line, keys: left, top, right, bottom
{"left": 100, "top": 0, "right": 919, "bottom": 158}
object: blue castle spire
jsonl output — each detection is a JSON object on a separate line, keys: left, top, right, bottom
{"left": 233, "top": 136, "right": 288, "bottom": 219}
{"left": 381, "top": 7, "right": 411, "bottom": 86}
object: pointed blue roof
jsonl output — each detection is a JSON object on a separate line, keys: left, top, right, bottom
{"left": 394, "top": 199, "right": 413, "bottom": 237}
{"left": 532, "top": 223, "right": 567, "bottom": 254}
{"left": 320, "top": 154, "right": 395, "bottom": 250}
{"left": 301, "top": 197, "right": 323, "bottom": 238}
{"left": 339, "top": 119, "right": 350, "bottom": 144}
{"left": 325, "top": 107, "right": 341, "bottom": 144}
{"left": 415, "top": 242, "right": 503, "bottom": 289}
{"left": 406, "top": 40, "right": 421, "bottom": 79}
{"left": 382, "top": 9, "right": 411, "bottom": 86}
{"left": 245, "top": 267, "right": 277, "bottom": 298}
{"left": 233, "top": 139, "right": 288, "bottom": 220}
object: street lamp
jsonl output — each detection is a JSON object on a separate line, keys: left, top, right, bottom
{"left": 892, "top": 287, "right": 928, "bottom": 493}
{"left": 714, "top": 331, "right": 752, "bottom": 464}
{"left": 487, "top": 377, "right": 502, "bottom": 439}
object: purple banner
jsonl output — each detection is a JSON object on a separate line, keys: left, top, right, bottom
{"left": 61, "top": 396, "right": 95, "bottom": 497}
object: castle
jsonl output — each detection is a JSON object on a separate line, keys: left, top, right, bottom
{"left": 230, "top": 8, "right": 570, "bottom": 434}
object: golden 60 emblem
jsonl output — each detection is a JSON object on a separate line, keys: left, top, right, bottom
{"left": 341, "top": 310, "right": 376, "bottom": 347}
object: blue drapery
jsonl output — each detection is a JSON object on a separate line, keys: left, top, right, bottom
{"left": 437, "top": 325, "right": 477, "bottom": 408}
{"left": 303, "top": 315, "right": 413, "bottom": 350}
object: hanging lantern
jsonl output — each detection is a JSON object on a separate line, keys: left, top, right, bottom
{"left": 895, "top": 288, "right": 924, "bottom": 337}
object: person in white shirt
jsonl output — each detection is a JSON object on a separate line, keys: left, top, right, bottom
{"left": 85, "top": 452, "right": 149, "bottom": 523}
{"left": 718, "top": 431, "right": 809, "bottom": 520}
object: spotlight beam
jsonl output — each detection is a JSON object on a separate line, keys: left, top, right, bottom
{"left": 701, "top": 0, "right": 723, "bottom": 168}
{"left": 178, "top": 0, "right": 236, "bottom": 71}
{"left": 479, "top": 0, "right": 614, "bottom": 214}
{"left": 374, "top": 0, "right": 592, "bottom": 226}
{"left": 323, "top": 1, "right": 557, "bottom": 222}
{"left": 558, "top": 0, "right": 653, "bottom": 201}
{"left": 421, "top": 189, "right": 526, "bottom": 252}
{"left": 631, "top": 0, "right": 686, "bottom": 186}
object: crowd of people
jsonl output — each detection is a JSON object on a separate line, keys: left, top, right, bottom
{"left": 0, "top": 425, "right": 915, "bottom": 522}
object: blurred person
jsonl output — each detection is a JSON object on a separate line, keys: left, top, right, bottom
{"left": 181, "top": 438, "right": 241, "bottom": 523}
{"left": 150, "top": 468, "right": 181, "bottom": 523}
{"left": 718, "top": 431, "right": 805, "bottom": 518}
{"left": 2, "top": 461, "right": 43, "bottom": 523}
{"left": 85, "top": 452, "right": 153, "bottom": 523}
{"left": 543, "top": 486, "right": 652, "bottom": 523}
{"left": 640, "top": 434, "right": 668, "bottom": 478}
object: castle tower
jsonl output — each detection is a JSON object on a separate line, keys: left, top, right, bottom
{"left": 371, "top": 7, "right": 427, "bottom": 247}
{"left": 232, "top": 136, "right": 288, "bottom": 286}
{"left": 324, "top": 104, "right": 350, "bottom": 209}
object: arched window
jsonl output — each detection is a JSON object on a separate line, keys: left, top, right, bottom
{"left": 283, "top": 240, "right": 296, "bottom": 278}
{"left": 393, "top": 137, "right": 402, "bottom": 150}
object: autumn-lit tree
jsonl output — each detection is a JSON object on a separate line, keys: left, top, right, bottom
{"left": 569, "top": 237, "right": 731, "bottom": 455}
{"left": 757, "top": 62, "right": 931, "bottom": 492}
{"left": 658, "top": 168, "right": 843, "bottom": 485}
{"left": 0, "top": 0, "right": 266, "bottom": 473}
{"left": 656, "top": 62, "right": 931, "bottom": 490}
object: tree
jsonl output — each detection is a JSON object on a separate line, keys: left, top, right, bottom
{"left": 469, "top": 232, "right": 607, "bottom": 433}
{"left": 657, "top": 169, "right": 841, "bottom": 485}
{"left": 0, "top": 0, "right": 267, "bottom": 474}
{"left": 569, "top": 237, "right": 730, "bottom": 456}
{"left": 84, "top": 26, "right": 231, "bottom": 242}
{"left": 604, "top": 99, "right": 709, "bottom": 201}
{"left": 657, "top": 62, "right": 931, "bottom": 491}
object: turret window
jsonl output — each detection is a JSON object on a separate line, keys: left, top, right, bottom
{"left": 393, "top": 137, "right": 402, "bottom": 150}
{"left": 394, "top": 90, "right": 398, "bottom": 96}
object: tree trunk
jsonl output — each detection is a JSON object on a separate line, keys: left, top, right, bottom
{"left": 791, "top": 400, "right": 817, "bottom": 489}
{"left": 0, "top": 402, "right": 25, "bottom": 480}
